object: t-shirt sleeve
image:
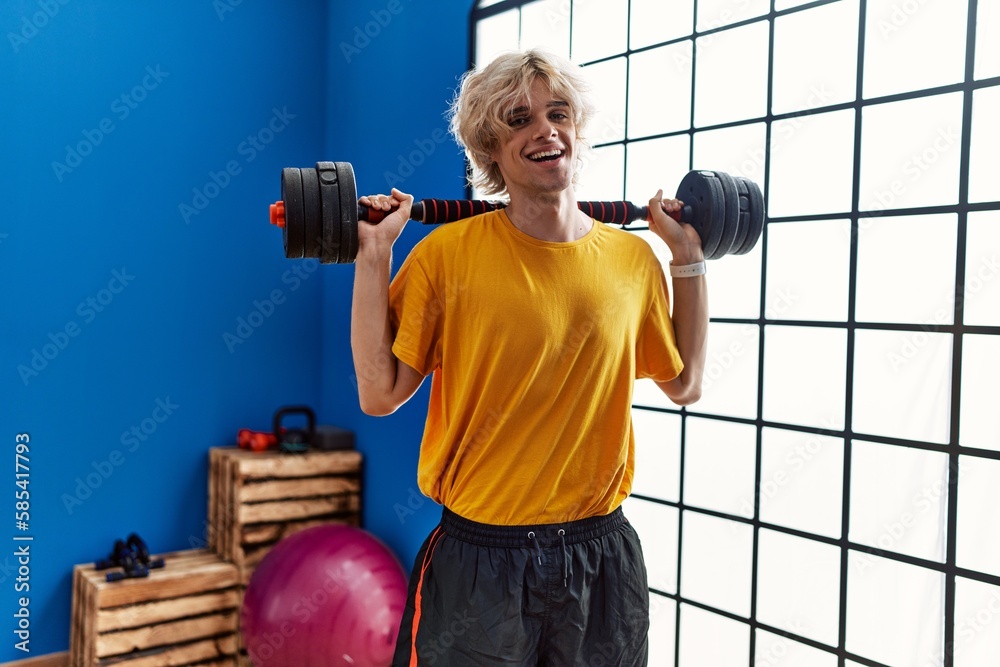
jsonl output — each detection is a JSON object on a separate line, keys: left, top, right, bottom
{"left": 388, "top": 253, "right": 443, "bottom": 376}
{"left": 635, "top": 256, "right": 685, "bottom": 382}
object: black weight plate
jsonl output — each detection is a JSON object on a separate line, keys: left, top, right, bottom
{"left": 316, "top": 162, "right": 341, "bottom": 265}
{"left": 712, "top": 171, "right": 740, "bottom": 259}
{"left": 281, "top": 168, "right": 304, "bottom": 259}
{"left": 730, "top": 176, "right": 752, "bottom": 256}
{"left": 300, "top": 168, "right": 321, "bottom": 259}
{"left": 733, "top": 176, "right": 765, "bottom": 255}
{"left": 336, "top": 162, "right": 358, "bottom": 264}
{"left": 676, "top": 170, "right": 725, "bottom": 259}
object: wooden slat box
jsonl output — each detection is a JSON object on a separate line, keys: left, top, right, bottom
{"left": 69, "top": 549, "right": 240, "bottom": 667}
{"left": 208, "top": 447, "right": 362, "bottom": 584}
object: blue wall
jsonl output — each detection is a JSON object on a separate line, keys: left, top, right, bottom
{"left": 320, "top": 0, "right": 471, "bottom": 570}
{"left": 0, "top": 0, "right": 330, "bottom": 660}
{"left": 0, "top": 0, "right": 471, "bottom": 659}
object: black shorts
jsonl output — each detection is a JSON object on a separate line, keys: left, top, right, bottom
{"left": 391, "top": 506, "right": 650, "bottom": 666}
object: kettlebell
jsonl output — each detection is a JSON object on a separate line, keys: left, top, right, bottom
{"left": 273, "top": 405, "right": 316, "bottom": 454}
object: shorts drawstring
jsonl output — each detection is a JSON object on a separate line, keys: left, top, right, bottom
{"left": 528, "top": 529, "right": 571, "bottom": 588}
{"left": 558, "top": 528, "right": 569, "bottom": 588}
{"left": 440, "top": 507, "right": 624, "bottom": 593}
{"left": 528, "top": 531, "right": 543, "bottom": 565}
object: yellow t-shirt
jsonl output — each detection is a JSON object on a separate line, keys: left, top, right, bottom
{"left": 389, "top": 209, "right": 683, "bottom": 525}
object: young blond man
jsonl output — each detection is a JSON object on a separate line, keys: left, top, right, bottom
{"left": 352, "top": 49, "right": 708, "bottom": 666}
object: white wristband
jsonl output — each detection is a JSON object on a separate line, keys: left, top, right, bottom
{"left": 669, "top": 261, "right": 706, "bottom": 278}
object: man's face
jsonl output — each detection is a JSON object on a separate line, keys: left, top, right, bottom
{"left": 490, "top": 78, "right": 577, "bottom": 199}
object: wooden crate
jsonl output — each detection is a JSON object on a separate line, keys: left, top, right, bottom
{"left": 69, "top": 549, "right": 240, "bottom": 667}
{"left": 208, "top": 447, "right": 362, "bottom": 584}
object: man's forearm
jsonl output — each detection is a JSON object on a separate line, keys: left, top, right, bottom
{"left": 657, "top": 271, "right": 709, "bottom": 405}
{"left": 672, "top": 271, "right": 709, "bottom": 392}
{"left": 351, "top": 247, "right": 400, "bottom": 415}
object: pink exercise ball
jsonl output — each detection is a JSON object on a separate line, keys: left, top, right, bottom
{"left": 241, "top": 524, "right": 408, "bottom": 667}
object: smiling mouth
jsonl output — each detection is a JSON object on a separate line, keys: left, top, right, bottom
{"left": 527, "top": 149, "right": 564, "bottom": 162}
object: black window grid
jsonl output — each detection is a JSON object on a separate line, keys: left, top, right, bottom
{"left": 470, "top": 1, "right": 1000, "bottom": 665}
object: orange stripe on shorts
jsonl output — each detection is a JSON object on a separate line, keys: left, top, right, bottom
{"left": 410, "top": 527, "right": 445, "bottom": 667}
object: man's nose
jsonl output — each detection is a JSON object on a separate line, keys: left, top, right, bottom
{"left": 533, "top": 117, "right": 557, "bottom": 139}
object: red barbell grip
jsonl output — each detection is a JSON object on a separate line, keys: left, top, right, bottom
{"left": 358, "top": 200, "right": 684, "bottom": 225}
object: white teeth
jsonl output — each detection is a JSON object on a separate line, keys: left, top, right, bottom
{"left": 528, "top": 149, "right": 563, "bottom": 160}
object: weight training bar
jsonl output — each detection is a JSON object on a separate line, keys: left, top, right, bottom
{"left": 268, "top": 161, "right": 764, "bottom": 264}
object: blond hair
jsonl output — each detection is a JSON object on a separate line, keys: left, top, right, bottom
{"left": 448, "top": 49, "right": 596, "bottom": 197}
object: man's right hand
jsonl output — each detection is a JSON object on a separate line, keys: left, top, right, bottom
{"left": 357, "top": 188, "right": 413, "bottom": 257}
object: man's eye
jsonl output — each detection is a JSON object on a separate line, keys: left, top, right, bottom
{"left": 508, "top": 117, "right": 528, "bottom": 127}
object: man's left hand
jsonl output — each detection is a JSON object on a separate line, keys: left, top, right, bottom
{"left": 648, "top": 189, "right": 705, "bottom": 265}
